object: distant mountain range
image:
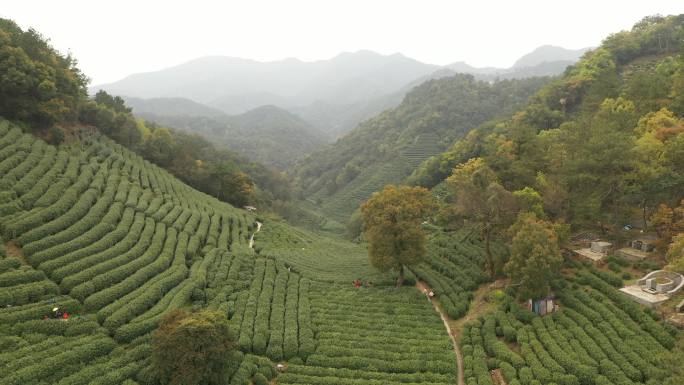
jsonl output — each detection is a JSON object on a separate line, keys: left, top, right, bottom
{"left": 96, "top": 50, "right": 440, "bottom": 111}
{"left": 97, "top": 45, "right": 590, "bottom": 165}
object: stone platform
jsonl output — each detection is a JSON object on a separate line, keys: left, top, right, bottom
{"left": 617, "top": 247, "right": 649, "bottom": 261}
{"left": 619, "top": 285, "right": 670, "bottom": 308}
{"left": 574, "top": 248, "right": 605, "bottom": 262}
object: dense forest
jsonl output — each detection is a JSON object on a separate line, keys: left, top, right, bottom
{"left": 408, "top": 15, "right": 684, "bottom": 236}
{"left": 135, "top": 105, "right": 330, "bottom": 170}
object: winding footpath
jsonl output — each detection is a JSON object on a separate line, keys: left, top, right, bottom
{"left": 248, "top": 221, "right": 263, "bottom": 249}
{"left": 416, "top": 281, "right": 465, "bottom": 385}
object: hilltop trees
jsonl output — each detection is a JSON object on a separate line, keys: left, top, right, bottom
{"left": 446, "top": 158, "right": 517, "bottom": 277}
{"left": 152, "top": 309, "right": 238, "bottom": 385}
{"left": 0, "top": 18, "right": 87, "bottom": 126}
{"left": 361, "top": 185, "right": 436, "bottom": 287}
{"left": 650, "top": 199, "right": 684, "bottom": 251}
{"left": 504, "top": 213, "right": 563, "bottom": 300}
{"left": 408, "top": 15, "right": 684, "bottom": 237}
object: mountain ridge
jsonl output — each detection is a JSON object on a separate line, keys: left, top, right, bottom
{"left": 98, "top": 46, "right": 590, "bottom": 138}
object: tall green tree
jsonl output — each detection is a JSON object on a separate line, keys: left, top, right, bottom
{"left": 152, "top": 309, "right": 238, "bottom": 385}
{"left": 446, "top": 158, "right": 517, "bottom": 277}
{"left": 504, "top": 213, "right": 563, "bottom": 300}
{"left": 360, "top": 185, "right": 436, "bottom": 287}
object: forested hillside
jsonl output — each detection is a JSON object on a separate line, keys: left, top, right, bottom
{"left": 292, "top": 74, "right": 548, "bottom": 221}
{"left": 136, "top": 105, "right": 329, "bottom": 170}
{"left": 409, "top": 14, "right": 684, "bottom": 231}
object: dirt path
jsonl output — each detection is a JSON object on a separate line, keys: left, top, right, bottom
{"left": 491, "top": 368, "right": 507, "bottom": 385}
{"left": 4, "top": 241, "right": 28, "bottom": 265}
{"left": 416, "top": 281, "right": 464, "bottom": 385}
{"left": 248, "top": 221, "right": 262, "bottom": 249}
{"left": 449, "top": 279, "right": 507, "bottom": 340}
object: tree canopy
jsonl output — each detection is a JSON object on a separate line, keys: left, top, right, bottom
{"left": 446, "top": 158, "right": 517, "bottom": 277}
{"left": 151, "top": 309, "right": 238, "bottom": 385}
{"left": 504, "top": 213, "right": 563, "bottom": 300}
{"left": 360, "top": 185, "right": 436, "bottom": 286}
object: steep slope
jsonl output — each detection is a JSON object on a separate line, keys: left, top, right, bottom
{"left": 292, "top": 74, "right": 548, "bottom": 221}
{"left": 0, "top": 119, "right": 263, "bottom": 382}
{"left": 139, "top": 105, "right": 329, "bottom": 170}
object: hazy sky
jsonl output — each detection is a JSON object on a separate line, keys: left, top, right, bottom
{"left": 2, "top": 1, "right": 682, "bottom": 84}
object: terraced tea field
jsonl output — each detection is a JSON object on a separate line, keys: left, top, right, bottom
{"left": 254, "top": 220, "right": 391, "bottom": 282}
{"left": 0, "top": 120, "right": 463, "bottom": 385}
{"left": 460, "top": 270, "right": 677, "bottom": 385}
{"left": 316, "top": 133, "right": 445, "bottom": 222}
{"left": 278, "top": 285, "right": 458, "bottom": 385}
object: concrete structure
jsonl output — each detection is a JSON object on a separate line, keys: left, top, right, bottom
{"left": 618, "top": 235, "right": 658, "bottom": 261}
{"left": 591, "top": 241, "right": 612, "bottom": 254}
{"left": 574, "top": 241, "right": 612, "bottom": 262}
{"left": 620, "top": 270, "right": 684, "bottom": 308}
{"left": 631, "top": 236, "right": 657, "bottom": 252}
{"left": 617, "top": 247, "right": 649, "bottom": 261}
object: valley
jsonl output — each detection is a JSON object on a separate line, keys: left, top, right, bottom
{"left": 1, "top": 9, "right": 684, "bottom": 385}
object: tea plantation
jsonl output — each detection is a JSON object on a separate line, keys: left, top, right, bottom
{"left": 460, "top": 270, "right": 677, "bottom": 385}
{"left": 0, "top": 118, "right": 680, "bottom": 385}
{"left": 0, "top": 120, "right": 461, "bottom": 385}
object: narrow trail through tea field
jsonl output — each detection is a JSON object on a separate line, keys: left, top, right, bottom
{"left": 248, "top": 221, "right": 262, "bottom": 249}
{"left": 416, "top": 280, "right": 464, "bottom": 385}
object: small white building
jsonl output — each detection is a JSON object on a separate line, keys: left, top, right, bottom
{"left": 574, "top": 241, "right": 612, "bottom": 262}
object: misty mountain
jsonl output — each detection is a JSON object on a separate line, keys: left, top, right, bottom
{"left": 99, "top": 46, "right": 591, "bottom": 138}
{"left": 124, "top": 96, "right": 226, "bottom": 117}
{"left": 291, "top": 68, "right": 460, "bottom": 138}
{"left": 512, "top": 45, "right": 591, "bottom": 68}
{"left": 137, "top": 105, "right": 329, "bottom": 170}
{"left": 444, "top": 45, "right": 591, "bottom": 80}
{"left": 95, "top": 50, "right": 440, "bottom": 110}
